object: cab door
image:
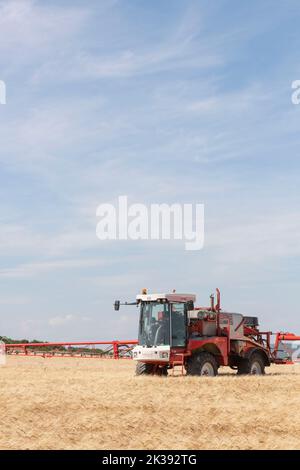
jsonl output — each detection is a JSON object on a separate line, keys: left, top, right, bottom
{"left": 171, "top": 303, "right": 186, "bottom": 347}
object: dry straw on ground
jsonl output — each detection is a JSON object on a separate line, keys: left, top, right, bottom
{"left": 1, "top": 356, "right": 300, "bottom": 450}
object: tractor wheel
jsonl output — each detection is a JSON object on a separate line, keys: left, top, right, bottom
{"left": 156, "top": 366, "right": 168, "bottom": 376}
{"left": 135, "top": 362, "right": 168, "bottom": 376}
{"left": 186, "top": 352, "right": 218, "bottom": 377}
{"left": 237, "top": 353, "right": 265, "bottom": 375}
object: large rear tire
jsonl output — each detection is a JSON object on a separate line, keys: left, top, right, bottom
{"left": 237, "top": 353, "right": 265, "bottom": 375}
{"left": 135, "top": 362, "right": 168, "bottom": 376}
{"left": 186, "top": 352, "right": 218, "bottom": 377}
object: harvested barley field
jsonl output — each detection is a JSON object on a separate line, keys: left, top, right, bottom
{"left": 1, "top": 356, "right": 300, "bottom": 450}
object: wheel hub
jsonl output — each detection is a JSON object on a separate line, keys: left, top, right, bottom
{"left": 250, "top": 361, "right": 262, "bottom": 375}
{"left": 200, "top": 362, "right": 215, "bottom": 376}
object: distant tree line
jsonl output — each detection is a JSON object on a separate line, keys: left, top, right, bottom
{"left": 0, "top": 336, "right": 45, "bottom": 344}
{"left": 0, "top": 336, "right": 105, "bottom": 355}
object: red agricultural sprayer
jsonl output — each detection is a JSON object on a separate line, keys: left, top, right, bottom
{"left": 115, "top": 288, "right": 300, "bottom": 376}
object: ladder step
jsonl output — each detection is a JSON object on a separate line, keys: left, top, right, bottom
{"left": 171, "top": 354, "right": 185, "bottom": 375}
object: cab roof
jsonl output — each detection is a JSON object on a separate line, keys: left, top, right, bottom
{"left": 136, "top": 293, "right": 196, "bottom": 303}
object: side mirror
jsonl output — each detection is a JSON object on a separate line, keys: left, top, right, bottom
{"left": 114, "top": 300, "right": 120, "bottom": 311}
{"left": 186, "top": 300, "right": 194, "bottom": 311}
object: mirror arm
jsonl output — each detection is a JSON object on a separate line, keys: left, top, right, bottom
{"left": 114, "top": 300, "right": 138, "bottom": 311}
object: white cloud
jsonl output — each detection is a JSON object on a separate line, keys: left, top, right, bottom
{"left": 0, "top": 296, "right": 30, "bottom": 305}
{"left": 48, "top": 314, "right": 74, "bottom": 327}
{"left": 207, "top": 212, "right": 300, "bottom": 264}
{"left": 0, "top": 222, "right": 99, "bottom": 258}
{"left": 0, "top": 0, "right": 89, "bottom": 59}
{"left": 48, "top": 314, "right": 91, "bottom": 328}
{"left": 30, "top": 2, "right": 222, "bottom": 83}
{"left": 0, "top": 224, "right": 46, "bottom": 256}
{"left": 41, "top": 40, "right": 221, "bottom": 81}
{"left": 0, "top": 258, "right": 111, "bottom": 279}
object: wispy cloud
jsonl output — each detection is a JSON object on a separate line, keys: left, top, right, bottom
{"left": 48, "top": 314, "right": 91, "bottom": 330}
{"left": 0, "top": 0, "right": 89, "bottom": 73}
{"left": 0, "top": 258, "right": 110, "bottom": 279}
{"left": 31, "top": 2, "right": 222, "bottom": 83}
{"left": 207, "top": 212, "right": 300, "bottom": 264}
{"left": 48, "top": 314, "right": 74, "bottom": 327}
{"left": 0, "top": 296, "right": 30, "bottom": 305}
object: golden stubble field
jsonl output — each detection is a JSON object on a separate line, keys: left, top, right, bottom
{"left": 1, "top": 356, "right": 300, "bottom": 450}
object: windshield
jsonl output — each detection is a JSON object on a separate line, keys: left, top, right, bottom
{"left": 138, "top": 301, "right": 186, "bottom": 347}
{"left": 139, "top": 302, "right": 170, "bottom": 346}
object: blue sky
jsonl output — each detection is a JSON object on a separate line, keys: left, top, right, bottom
{"left": 0, "top": 0, "right": 300, "bottom": 341}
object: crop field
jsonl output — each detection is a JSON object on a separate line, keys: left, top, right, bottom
{"left": 1, "top": 356, "right": 300, "bottom": 450}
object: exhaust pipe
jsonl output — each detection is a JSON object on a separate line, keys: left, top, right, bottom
{"left": 210, "top": 294, "right": 215, "bottom": 311}
{"left": 215, "top": 288, "right": 221, "bottom": 311}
